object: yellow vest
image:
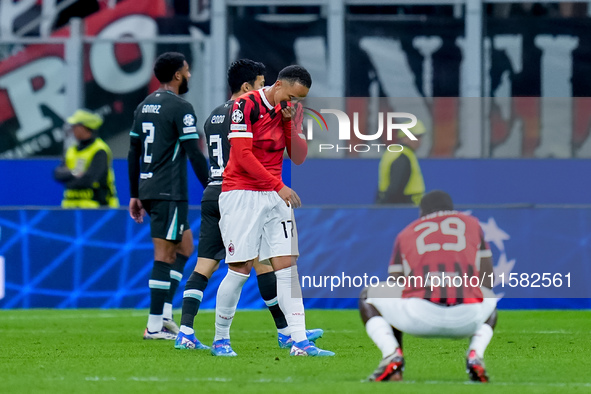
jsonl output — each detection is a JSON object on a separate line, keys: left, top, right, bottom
{"left": 62, "top": 138, "right": 120, "bottom": 209}
{"left": 378, "top": 146, "right": 425, "bottom": 205}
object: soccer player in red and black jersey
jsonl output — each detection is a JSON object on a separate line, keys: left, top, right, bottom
{"left": 174, "top": 60, "right": 322, "bottom": 351}
{"left": 211, "top": 65, "right": 334, "bottom": 357}
{"left": 359, "top": 191, "right": 497, "bottom": 382}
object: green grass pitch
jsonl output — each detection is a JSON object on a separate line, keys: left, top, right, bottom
{"left": 1, "top": 309, "right": 590, "bottom": 393}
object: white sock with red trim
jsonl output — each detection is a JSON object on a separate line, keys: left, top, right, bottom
{"left": 275, "top": 266, "right": 307, "bottom": 343}
{"left": 214, "top": 269, "right": 249, "bottom": 342}
{"left": 366, "top": 316, "right": 399, "bottom": 358}
{"left": 468, "top": 323, "right": 493, "bottom": 359}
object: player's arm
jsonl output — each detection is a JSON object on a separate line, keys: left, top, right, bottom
{"left": 477, "top": 228, "right": 494, "bottom": 289}
{"left": 175, "top": 103, "right": 208, "bottom": 188}
{"left": 128, "top": 121, "right": 144, "bottom": 223}
{"left": 230, "top": 98, "right": 285, "bottom": 191}
{"left": 128, "top": 123, "right": 141, "bottom": 199}
{"left": 388, "top": 237, "right": 405, "bottom": 281}
{"left": 182, "top": 138, "right": 209, "bottom": 188}
{"left": 281, "top": 101, "right": 307, "bottom": 165}
{"left": 383, "top": 154, "right": 411, "bottom": 202}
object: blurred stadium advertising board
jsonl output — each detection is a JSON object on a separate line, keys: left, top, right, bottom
{"left": 0, "top": 208, "right": 589, "bottom": 309}
{"left": 2, "top": 9, "right": 591, "bottom": 158}
{"left": 0, "top": 0, "right": 168, "bottom": 158}
{"left": 1, "top": 158, "right": 591, "bottom": 206}
{"left": 0, "top": 256, "right": 4, "bottom": 300}
{"left": 234, "top": 17, "right": 591, "bottom": 158}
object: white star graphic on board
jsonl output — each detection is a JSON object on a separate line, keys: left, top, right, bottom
{"left": 493, "top": 252, "right": 516, "bottom": 287}
{"left": 480, "top": 217, "right": 510, "bottom": 252}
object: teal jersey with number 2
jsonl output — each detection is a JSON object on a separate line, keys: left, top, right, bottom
{"left": 129, "top": 90, "right": 199, "bottom": 201}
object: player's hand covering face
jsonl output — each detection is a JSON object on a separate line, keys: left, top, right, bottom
{"left": 273, "top": 81, "right": 309, "bottom": 108}
{"left": 280, "top": 101, "right": 296, "bottom": 121}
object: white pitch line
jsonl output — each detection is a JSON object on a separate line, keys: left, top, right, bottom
{"left": 2, "top": 314, "right": 590, "bottom": 336}
{"left": 1, "top": 311, "right": 147, "bottom": 320}
{"left": 494, "top": 330, "right": 591, "bottom": 335}
{"left": 402, "top": 380, "right": 591, "bottom": 388}
{"left": 1, "top": 317, "right": 588, "bottom": 336}
{"left": 82, "top": 376, "right": 591, "bottom": 387}
{"left": 84, "top": 376, "right": 296, "bottom": 383}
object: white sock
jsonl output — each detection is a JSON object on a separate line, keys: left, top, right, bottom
{"left": 147, "top": 314, "right": 162, "bottom": 333}
{"left": 277, "top": 327, "right": 290, "bottom": 336}
{"left": 214, "top": 269, "right": 249, "bottom": 341}
{"left": 180, "top": 325, "right": 194, "bottom": 335}
{"left": 469, "top": 324, "right": 494, "bottom": 359}
{"left": 275, "top": 266, "right": 307, "bottom": 343}
{"left": 365, "top": 316, "right": 399, "bottom": 359}
{"left": 163, "top": 302, "right": 173, "bottom": 320}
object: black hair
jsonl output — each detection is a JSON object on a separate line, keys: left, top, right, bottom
{"left": 153, "top": 52, "right": 186, "bottom": 83}
{"left": 277, "top": 65, "right": 312, "bottom": 89}
{"left": 420, "top": 190, "right": 454, "bottom": 216}
{"left": 228, "top": 59, "right": 266, "bottom": 94}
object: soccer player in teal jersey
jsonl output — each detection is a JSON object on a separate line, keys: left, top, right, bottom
{"left": 128, "top": 52, "right": 208, "bottom": 339}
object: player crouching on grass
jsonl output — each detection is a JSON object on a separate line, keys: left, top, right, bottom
{"left": 359, "top": 190, "right": 498, "bottom": 382}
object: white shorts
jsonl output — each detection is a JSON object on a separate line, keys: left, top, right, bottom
{"left": 366, "top": 285, "right": 497, "bottom": 338}
{"left": 218, "top": 190, "right": 299, "bottom": 263}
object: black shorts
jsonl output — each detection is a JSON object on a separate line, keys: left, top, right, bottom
{"left": 198, "top": 185, "right": 225, "bottom": 260}
{"left": 142, "top": 199, "right": 189, "bottom": 242}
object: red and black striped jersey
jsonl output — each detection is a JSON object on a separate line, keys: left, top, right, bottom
{"left": 223, "top": 87, "right": 289, "bottom": 192}
{"left": 389, "top": 211, "right": 492, "bottom": 305}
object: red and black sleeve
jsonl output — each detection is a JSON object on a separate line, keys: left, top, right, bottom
{"left": 229, "top": 97, "right": 284, "bottom": 191}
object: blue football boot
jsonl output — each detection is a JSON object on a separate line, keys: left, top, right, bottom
{"left": 278, "top": 329, "right": 324, "bottom": 349}
{"left": 289, "top": 340, "right": 334, "bottom": 357}
{"left": 211, "top": 339, "right": 237, "bottom": 357}
{"left": 174, "top": 331, "right": 210, "bottom": 350}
